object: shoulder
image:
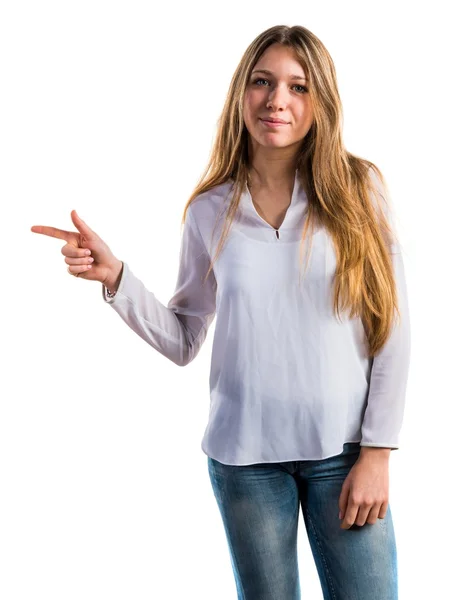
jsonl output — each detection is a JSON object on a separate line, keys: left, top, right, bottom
{"left": 187, "top": 180, "right": 234, "bottom": 225}
{"left": 366, "top": 164, "right": 389, "bottom": 199}
{"left": 365, "top": 164, "right": 400, "bottom": 249}
{"left": 365, "top": 164, "right": 395, "bottom": 218}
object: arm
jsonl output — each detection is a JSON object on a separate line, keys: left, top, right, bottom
{"left": 360, "top": 169, "right": 411, "bottom": 450}
{"left": 101, "top": 206, "right": 217, "bottom": 366}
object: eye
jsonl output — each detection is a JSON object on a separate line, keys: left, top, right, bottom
{"left": 252, "top": 78, "right": 308, "bottom": 93}
{"left": 292, "top": 84, "right": 308, "bottom": 93}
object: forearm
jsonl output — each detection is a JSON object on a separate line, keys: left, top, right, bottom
{"left": 100, "top": 207, "right": 217, "bottom": 366}
{"left": 101, "top": 261, "right": 215, "bottom": 366}
{"left": 360, "top": 249, "right": 411, "bottom": 448}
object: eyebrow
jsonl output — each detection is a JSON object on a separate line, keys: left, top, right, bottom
{"left": 251, "top": 68, "right": 307, "bottom": 81}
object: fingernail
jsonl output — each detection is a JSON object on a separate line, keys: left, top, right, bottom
{"left": 85, "top": 250, "right": 91, "bottom": 255}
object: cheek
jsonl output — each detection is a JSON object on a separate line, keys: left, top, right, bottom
{"left": 244, "top": 90, "right": 263, "bottom": 115}
{"left": 304, "top": 99, "right": 314, "bottom": 121}
{"left": 243, "top": 99, "right": 255, "bottom": 127}
{"left": 297, "top": 103, "right": 313, "bottom": 126}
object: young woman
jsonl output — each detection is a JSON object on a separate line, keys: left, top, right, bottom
{"left": 32, "top": 24, "right": 410, "bottom": 600}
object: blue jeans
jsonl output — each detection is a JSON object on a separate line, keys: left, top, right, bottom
{"left": 207, "top": 442, "right": 397, "bottom": 600}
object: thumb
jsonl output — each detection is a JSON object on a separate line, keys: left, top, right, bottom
{"left": 71, "top": 210, "right": 98, "bottom": 239}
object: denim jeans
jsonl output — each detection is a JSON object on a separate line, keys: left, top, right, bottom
{"left": 207, "top": 442, "right": 397, "bottom": 600}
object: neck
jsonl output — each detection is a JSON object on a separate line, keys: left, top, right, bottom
{"left": 248, "top": 163, "right": 296, "bottom": 190}
{"left": 248, "top": 160, "right": 296, "bottom": 190}
{"left": 247, "top": 138, "right": 298, "bottom": 189}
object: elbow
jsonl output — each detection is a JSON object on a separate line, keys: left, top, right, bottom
{"left": 168, "top": 325, "right": 208, "bottom": 366}
{"left": 171, "top": 343, "right": 198, "bottom": 367}
{"left": 173, "top": 355, "right": 191, "bottom": 367}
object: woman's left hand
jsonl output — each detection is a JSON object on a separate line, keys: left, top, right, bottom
{"left": 338, "top": 451, "right": 390, "bottom": 529}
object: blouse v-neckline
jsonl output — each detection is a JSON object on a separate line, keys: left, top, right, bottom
{"left": 239, "top": 169, "right": 308, "bottom": 242}
{"left": 244, "top": 169, "right": 300, "bottom": 232}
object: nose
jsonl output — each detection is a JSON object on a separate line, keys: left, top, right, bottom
{"left": 266, "top": 82, "right": 289, "bottom": 111}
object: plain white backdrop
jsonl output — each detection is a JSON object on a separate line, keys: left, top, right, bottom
{"left": 2, "top": 0, "right": 456, "bottom": 598}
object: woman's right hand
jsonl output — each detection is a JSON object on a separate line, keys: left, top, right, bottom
{"left": 31, "top": 209, "right": 122, "bottom": 288}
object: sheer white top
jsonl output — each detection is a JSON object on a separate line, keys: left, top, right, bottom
{"left": 102, "top": 168, "right": 411, "bottom": 465}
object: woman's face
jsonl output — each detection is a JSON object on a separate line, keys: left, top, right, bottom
{"left": 243, "top": 43, "right": 314, "bottom": 153}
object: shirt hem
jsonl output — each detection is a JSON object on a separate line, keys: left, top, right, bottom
{"left": 202, "top": 440, "right": 365, "bottom": 466}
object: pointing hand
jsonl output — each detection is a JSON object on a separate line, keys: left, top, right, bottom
{"left": 31, "top": 209, "right": 122, "bottom": 287}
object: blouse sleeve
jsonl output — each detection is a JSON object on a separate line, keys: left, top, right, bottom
{"left": 101, "top": 205, "right": 217, "bottom": 366}
{"left": 360, "top": 168, "right": 412, "bottom": 449}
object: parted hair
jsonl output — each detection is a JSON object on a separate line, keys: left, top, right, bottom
{"left": 181, "top": 24, "right": 401, "bottom": 358}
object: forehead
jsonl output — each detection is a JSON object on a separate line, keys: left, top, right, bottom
{"left": 252, "top": 44, "right": 305, "bottom": 76}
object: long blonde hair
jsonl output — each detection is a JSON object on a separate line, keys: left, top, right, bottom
{"left": 181, "top": 24, "right": 401, "bottom": 358}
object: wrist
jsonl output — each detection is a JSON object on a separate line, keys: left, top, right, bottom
{"left": 105, "top": 260, "right": 123, "bottom": 294}
{"left": 359, "top": 446, "right": 391, "bottom": 461}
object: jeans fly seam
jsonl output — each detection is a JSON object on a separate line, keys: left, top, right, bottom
{"left": 305, "top": 507, "right": 337, "bottom": 600}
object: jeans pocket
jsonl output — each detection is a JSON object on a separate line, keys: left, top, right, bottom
{"left": 342, "top": 442, "right": 361, "bottom": 455}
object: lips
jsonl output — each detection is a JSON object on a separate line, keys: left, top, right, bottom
{"left": 260, "top": 118, "right": 289, "bottom": 129}
{"left": 261, "top": 117, "right": 289, "bottom": 124}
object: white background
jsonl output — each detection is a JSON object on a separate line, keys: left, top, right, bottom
{"left": 2, "top": 1, "right": 455, "bottom": 598}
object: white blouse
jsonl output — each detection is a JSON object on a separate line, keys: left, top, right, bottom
{"left": 102, "top": 169, "right": 411, "bottom": 466}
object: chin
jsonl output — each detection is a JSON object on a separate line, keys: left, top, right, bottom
{"left": 260, "top": 136, "right": 292, "bottom": 147}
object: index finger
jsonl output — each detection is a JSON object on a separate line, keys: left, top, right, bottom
{"left": 30, "top": 225, "right": 74, "bottom": 242}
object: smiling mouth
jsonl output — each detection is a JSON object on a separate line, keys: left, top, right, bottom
{"left": 260, "top": 119, "right": 289, "bottom": 128}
